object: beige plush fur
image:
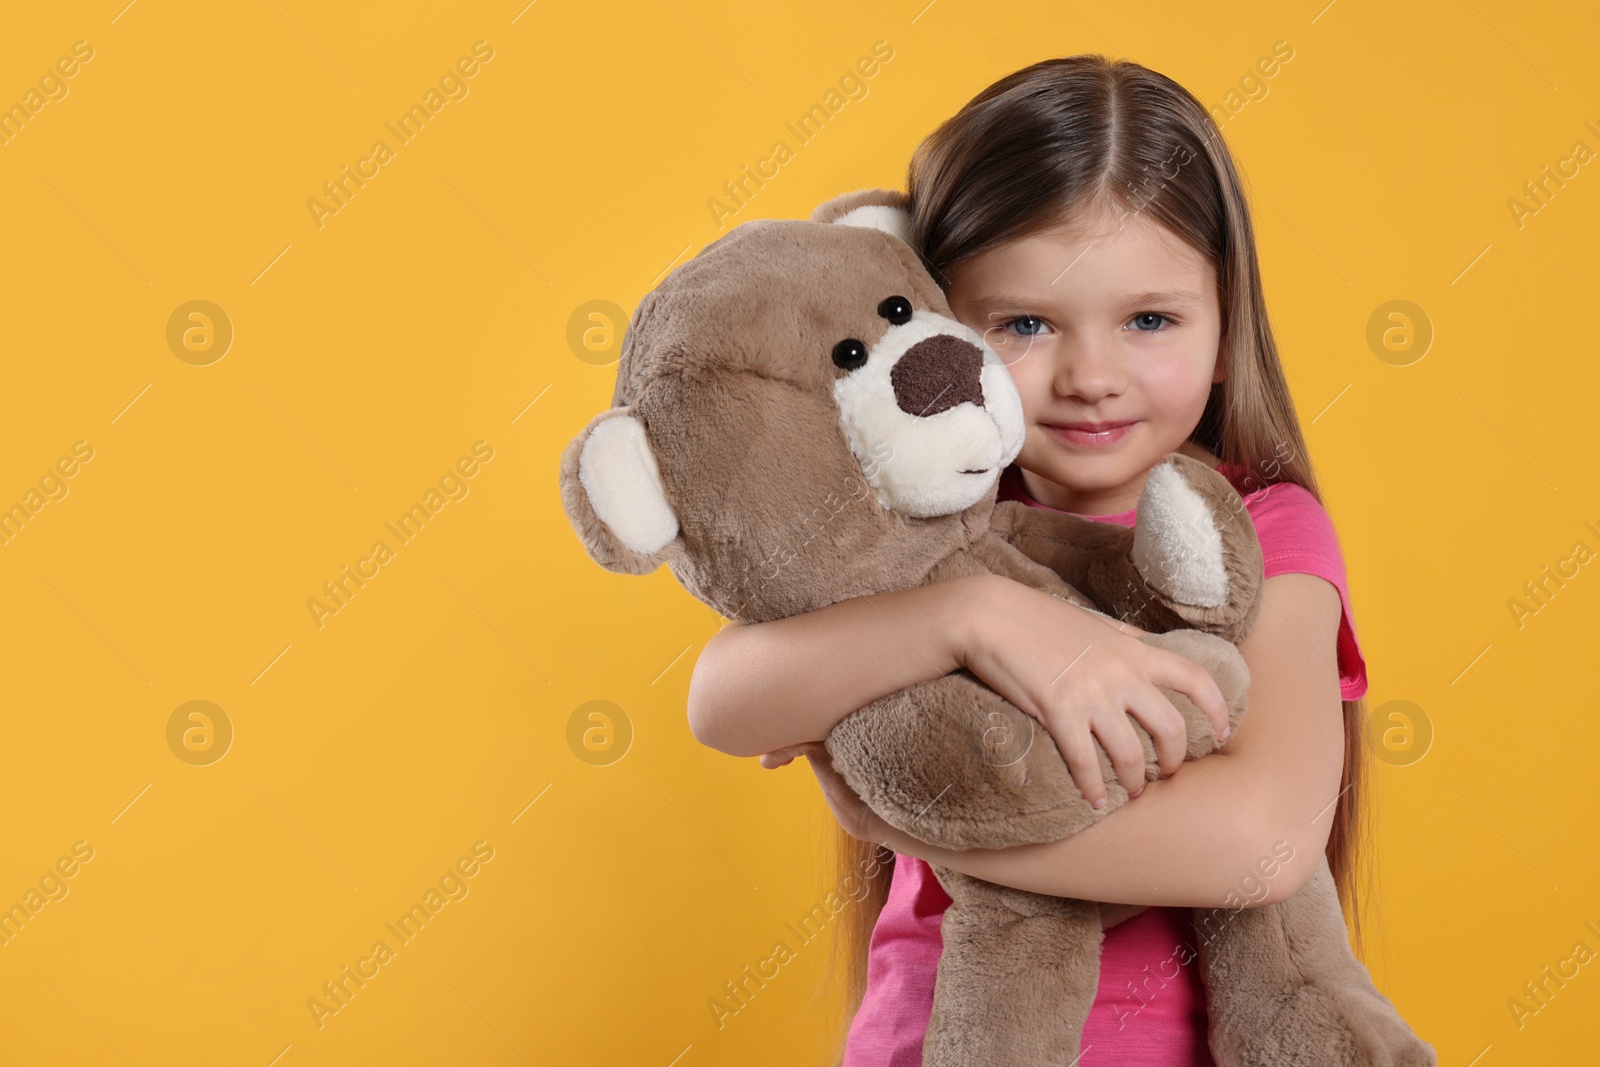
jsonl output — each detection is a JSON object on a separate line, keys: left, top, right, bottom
{"left": 558, "top": 187, "right": 1435, "bottom": 1066}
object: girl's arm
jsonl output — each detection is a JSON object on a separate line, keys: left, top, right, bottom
{"left": 687, "top": 578, "right": 972, "bottom": 758}
{"left": 688, "top": 574, "right": 1232, "bottom": 793}
{"left": 798, "top": 572, "right": 1347, "bottom": 909}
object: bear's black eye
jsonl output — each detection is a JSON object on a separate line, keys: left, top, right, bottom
{"left": 832, "top": 339, "right": 869, "bottom": 371}
{"left": 878, "top": 295, "right": 913, "bottom": 325}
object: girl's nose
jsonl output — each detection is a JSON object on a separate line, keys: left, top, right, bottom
{"left": 1055, "top": 334, "right": 1127, "bottom": 402}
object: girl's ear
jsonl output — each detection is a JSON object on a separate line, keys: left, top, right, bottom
{"left": 810, "top": 188, "right": 913, "bottom": 247}
{"left": 559, "top": 407, "right": 682, "bottom": 574}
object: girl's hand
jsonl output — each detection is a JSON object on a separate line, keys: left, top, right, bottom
{"left": 957, "top": 574, "right": 1231, "bottom": 810}
{"left": 761, "top": 741, "right": 885, "bottom": 843}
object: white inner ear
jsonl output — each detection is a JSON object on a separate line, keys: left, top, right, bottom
{"left": 833, "top": 204, "right": 913, "bottom": 246}
{"left": 1130, "top": 461, "right": 1229, "bottom": 607}
{"left": 578, "top": 414, "right": 680, "bottom": 556}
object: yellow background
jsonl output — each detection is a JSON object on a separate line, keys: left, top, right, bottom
{"left": 1, "top": 0, "right": 1595, "bottom": 1063}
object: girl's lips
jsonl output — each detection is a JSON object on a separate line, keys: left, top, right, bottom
{"left": 1044, "top": 420, "right": 1137, "bottom": 448}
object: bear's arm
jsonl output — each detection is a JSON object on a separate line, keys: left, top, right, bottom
{"left": 988, "top": 455, "right": 1263, "bottom": 644}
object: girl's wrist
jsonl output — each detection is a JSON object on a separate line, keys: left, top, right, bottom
{"left": 943, "top": 573, "right": 1004, "bottom": 672}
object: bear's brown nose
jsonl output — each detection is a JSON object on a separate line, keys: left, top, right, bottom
{"left": 890, "top": 336, "right": 986, "bottom": 417}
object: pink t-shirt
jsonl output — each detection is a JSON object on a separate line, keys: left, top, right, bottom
{"left": 840, "top": 460, "right": 1368, "bottom": 1066}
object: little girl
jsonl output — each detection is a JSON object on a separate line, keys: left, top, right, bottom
{"left": 687, "top": 55, "right": 1372, "bottom": 1065}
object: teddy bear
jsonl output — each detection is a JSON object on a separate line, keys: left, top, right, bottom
{"left": 557, "top": 186, "right": 1435, "bottom": 1066}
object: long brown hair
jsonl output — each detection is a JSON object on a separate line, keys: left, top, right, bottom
{"left": 821, "top": 53, "right": 1375, "bottom": 1065}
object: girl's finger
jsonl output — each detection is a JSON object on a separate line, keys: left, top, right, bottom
{"left": 1142, "top": 646, "right": 1230, "bottom": 742}
{"left": 1124, "top": 687, "right": 1187, "bottom": 776}
{"left": 1095, "top": 711, "right": 1149, "bottom": 800}
{"left": 760, "top": 742, "right": 821, "bottom": 769}
{"left": 1056, "top": 726, "right": 1107, "bottom": 810}
{"left": 1095, "top": 612, "right": 1148, "bottom": 637}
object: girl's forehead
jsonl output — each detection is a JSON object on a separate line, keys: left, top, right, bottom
{"left": 948, "top": 214, "right": 1214, "bottom": 308}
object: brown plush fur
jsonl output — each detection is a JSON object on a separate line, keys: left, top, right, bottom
{"left": 559, "top": 187, "right": 1434, "bottom": 1065}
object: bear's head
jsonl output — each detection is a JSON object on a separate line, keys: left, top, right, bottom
{"left": 559, "top": 188, "right": 1027, "bottom": 621}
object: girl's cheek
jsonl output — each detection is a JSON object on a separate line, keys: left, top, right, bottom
{"left": 983, "top": 331, "right": 1021, "bottom": 364}
{"left": 992, "top": 332, "right": 1051, "bottom": 371}
{"left": 998, "top": 350, "right": 1036, "bottom": 391}
{"left": 1142, "top": 359, "right": 1216, "bottom": 409}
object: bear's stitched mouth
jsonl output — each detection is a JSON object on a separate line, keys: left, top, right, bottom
{"left": 960, "top": 468, "right": 990, "bottom": 475}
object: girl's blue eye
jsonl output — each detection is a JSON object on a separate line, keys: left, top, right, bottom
{"left": 1129, "top": 312, "right": 1169, "bottom": 332}
{"left": 1005, "top": 315, "right": 1049, "bottom": 337}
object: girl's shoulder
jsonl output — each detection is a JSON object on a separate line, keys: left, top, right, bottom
{"left": 1180, "top": 445, "right": 1340, "bottom": 563}
{"left": 1214, "top": 461, "right": 1343, "bottom": 573}
{"left": 1215, "top": 461, "right": 1368, "bottom": 700}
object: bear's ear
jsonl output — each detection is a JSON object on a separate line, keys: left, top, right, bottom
{"left": 810, "top": 188, "right": 913, "bottom": 247}
{"left": 559, "top": 407, "right": 682, "bottom": 574}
